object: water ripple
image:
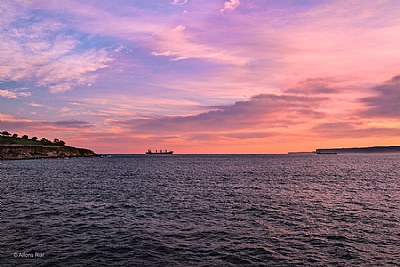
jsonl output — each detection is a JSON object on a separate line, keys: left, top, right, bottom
{"left": 2, "top": 154, "right": 400, "bottom": 266}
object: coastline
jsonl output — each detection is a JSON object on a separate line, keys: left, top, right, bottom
{"left": 0, "top": 144, "right": 97, "bottom": 160}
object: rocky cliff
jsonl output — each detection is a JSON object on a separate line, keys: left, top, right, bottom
{"left": 0, "top": 145, "right": 97, "bottom": 160}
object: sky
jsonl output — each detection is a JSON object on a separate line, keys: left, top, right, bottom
{"left": 1, "top": 0, "right": 400, "bottom": 154}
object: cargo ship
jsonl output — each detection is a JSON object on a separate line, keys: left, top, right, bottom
{"left": 145, "top": 149, "right": 174, "bottom": 155}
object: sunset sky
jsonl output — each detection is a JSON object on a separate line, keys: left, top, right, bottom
{"left": 1, "top": 0, "right": 400, "bottom": 153}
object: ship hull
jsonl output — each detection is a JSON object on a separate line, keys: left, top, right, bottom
{"left": 145, "top": 151, "right": 174, "bottom": 155}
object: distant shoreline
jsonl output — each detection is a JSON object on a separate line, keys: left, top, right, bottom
{"left": 315, "top": 146, "right": 400, "bottom": 154}
{"left": 288, "top": 145, "right": 400, "bottom": 154}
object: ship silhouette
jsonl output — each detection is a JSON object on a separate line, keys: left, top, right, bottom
{"left": 145, "top": 149, "right": 174, "bottom": 155}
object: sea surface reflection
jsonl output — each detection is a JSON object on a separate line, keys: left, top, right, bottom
{"left": 2, "top": 154, "right": 400, "bottom": 266}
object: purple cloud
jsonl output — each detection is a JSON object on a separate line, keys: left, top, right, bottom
{"left": 284, "top": 78, "right": 342, "bottom": 95}
{"left": 47, "top": 120, "right": 94, "bottom": 128}
{"left": 112, "top": 93, "right": 326, "bottom": 134}
{"left": 360, "top": 75, "right": 400, "bottom": 117}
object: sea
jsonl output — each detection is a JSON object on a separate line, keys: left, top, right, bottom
{"left": 1, "top": 154, "right": 400, "bottom": 266}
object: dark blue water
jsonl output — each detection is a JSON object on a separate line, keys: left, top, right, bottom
{"left": 1, "top": 154, "right": 400, "bottom": 266}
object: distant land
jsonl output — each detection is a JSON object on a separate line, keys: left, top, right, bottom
{"left": 315, "top": 146, "right": 400, "bottom": 154}
{"left": 289, "top": 146, "right": 400, "bottom": 154}
{"left": 0, "top": 131, "right": 96, "bottom": 160}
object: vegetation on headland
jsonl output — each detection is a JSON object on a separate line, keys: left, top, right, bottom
{"left": 0, "top": 131, "right": 66, "bottom": 146}
{"left": 0, "top": 131, "right": 96, "bottom": 160}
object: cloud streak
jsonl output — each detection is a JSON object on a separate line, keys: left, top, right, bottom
{"left": 171, "top": 0, "right": 188, "bottom": 6}
{"left": 0, "top": 89, "right": 31, "bottom": 99}
{"left": 47, "top": 120, "right": 94, "bottom": 128}
{"left": 312, "top": 122, "right": 400, "bottom": 139}
{"left": 0, "top": 1, "right": 113, "bottom": 93}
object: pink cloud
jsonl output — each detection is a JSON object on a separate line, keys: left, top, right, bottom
{"left": 220, "top": 0, "right": 240, "bottom": 12}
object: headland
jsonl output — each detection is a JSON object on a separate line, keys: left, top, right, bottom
{"left": 0, "top": 131, "right": 96, "bottom": 160}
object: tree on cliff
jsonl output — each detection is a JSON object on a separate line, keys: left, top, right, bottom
{"left": 21, "top": 135, "right": 29, "bottom": 139}
{"left": 53, "top": 138, "right": 66, "bottom": 146}
{"left": 1, "top": 131, "right": 11, "bottom": 137}
{"left": 12, "top": 133, "right": 18, "bottom": 138}
{"left": 31, "top": 137, "right": 38, "bottom": 141}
